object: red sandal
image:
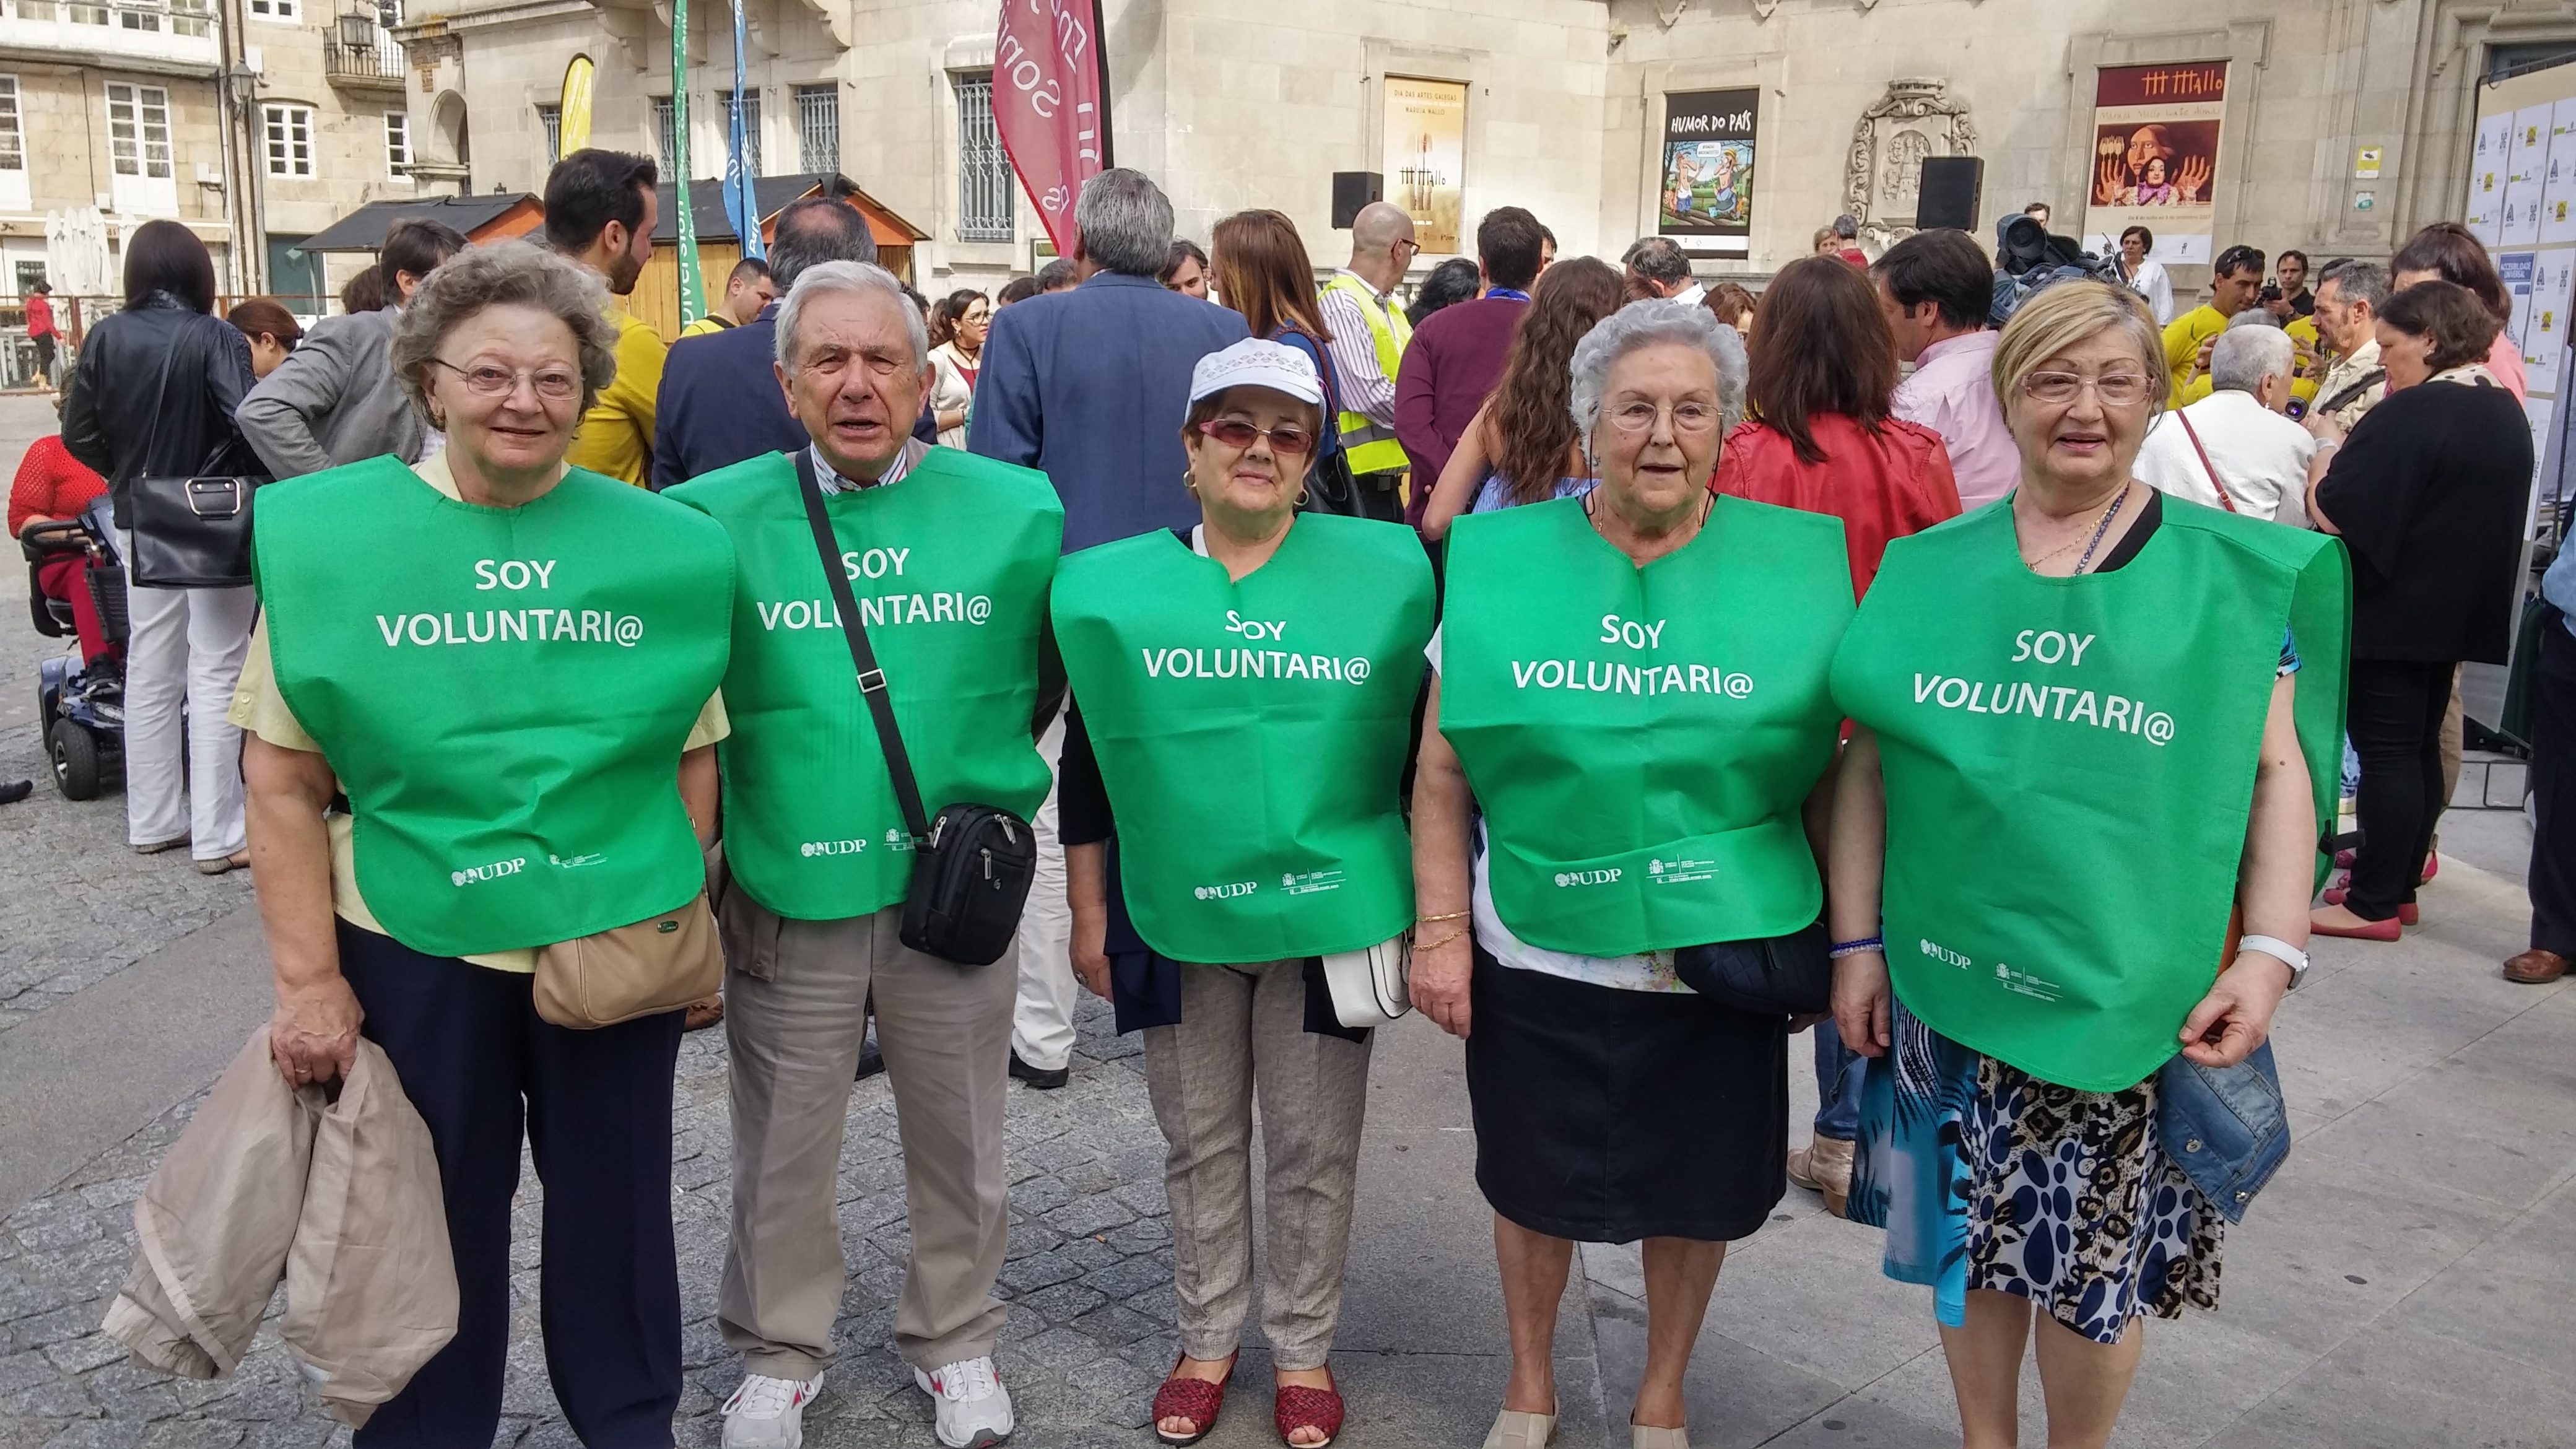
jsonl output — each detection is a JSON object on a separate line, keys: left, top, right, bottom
{"left": 1274, "top": 1370, "right": 1346, "bottom": 1448}
{"left": 1152, "top": 1352, "right": 1238, "bottom": 1446}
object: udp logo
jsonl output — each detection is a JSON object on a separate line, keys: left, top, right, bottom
{"left": 451, "top": 856, "right": 528, "bottom": 887}
{"left": 1194, "top": 881, "right": 1258, "bottom": 900}
{"left": 1553, "top": 868, "right": 1622, "bottom": 888}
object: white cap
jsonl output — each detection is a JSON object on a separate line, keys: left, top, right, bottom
{"left": 1188, "top": 337, "right": 1324, "bottom": 407}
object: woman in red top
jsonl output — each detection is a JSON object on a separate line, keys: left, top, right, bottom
{"left": 11, "top": 432, "right": 113, "bottom": 662}
{"left": 1712, "top": 255, "right": 1962, "bottom": 597}
{"left": 1708, "top": 254, "right": 1960, "bottom": 1218}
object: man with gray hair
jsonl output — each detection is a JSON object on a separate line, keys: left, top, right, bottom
{"left": 2133, "top": 319, "right": 2317, "bottom": 524}
{"left": 1622, "top": 235, "right": 1705, "bottom": 305}
{"left": 1316, "top": 199, "right": 1419, "bottom": 518}
{"left": 2311, "top": 256, "right": 2391, "bottom": 432}
{"left": 652, "top": 194, "right": 882, "bottom": 487}
{"left": 667, "top": 259, "right": 1065, "bottom": 1449}
{"left": 967, "top": 167, "right": 1248, "bottom": 1095}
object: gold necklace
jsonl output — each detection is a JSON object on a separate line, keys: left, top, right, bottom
{"left": 2018, "top": 482, "right": 2129, "bottom": 572}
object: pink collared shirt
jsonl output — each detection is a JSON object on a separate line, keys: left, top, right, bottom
{"left": 1892, "top": 329, "right": 2019, "bottom": 509}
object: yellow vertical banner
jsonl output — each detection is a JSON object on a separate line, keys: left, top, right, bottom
{"left": 560, "top": 54, "right": 596, "bottom": 155}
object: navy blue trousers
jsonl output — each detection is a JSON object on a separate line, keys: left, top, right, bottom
{"left": 338, "top": 921, "right": 684, "bottom": 1448}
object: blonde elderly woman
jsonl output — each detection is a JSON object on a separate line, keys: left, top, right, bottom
{"left": 1412, "top": 300, "right": 1856, "bottom": 1449}
{"left": 237, "top": 240, "right": 734, "bottom": 1445}
{"left": 1827, "top": 281, "right": 2348, "bottom": 1449}
{"left": 1055, "top": 337, "right": 1435, "bottom": 1448}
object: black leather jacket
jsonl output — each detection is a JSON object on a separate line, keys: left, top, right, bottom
{"left": 61, "top": 293, "right": 260, "bottom": 527}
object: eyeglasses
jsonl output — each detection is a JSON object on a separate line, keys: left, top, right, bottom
{"left": 430, "top": 357, "right": 581, "bottom": 402}
{"left": 1199, "top": 418, "right": 1316, "bottom": 455}
{"left": 2019, "top": 371, "right": 2152, "bottom": 406}
{"left": 1606, "top": 399, "right": 1721, "bottom": 434}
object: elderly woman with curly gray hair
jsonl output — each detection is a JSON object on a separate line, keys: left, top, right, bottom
{"left": 1410, "top": 300, "right": 1856, "bottom": 1449}
{"left": 231, "top": 240, "right": 735, "bottom": 1445}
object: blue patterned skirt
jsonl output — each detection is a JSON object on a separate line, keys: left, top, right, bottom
{"left": 1848, "top": 1001, "right": 2223, "bottom": 1344}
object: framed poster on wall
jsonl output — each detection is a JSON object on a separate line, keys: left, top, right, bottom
{"left": 2081, "top": 61, "right": 2227, "bottom": 265}
{"left": 1659, "top": 88, "right": 1757, "bottom": 256}
{"left": 1383, "top": 77, "right": 1466, "bottom": 255}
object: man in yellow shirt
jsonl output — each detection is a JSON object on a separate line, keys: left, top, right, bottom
{"left": 548, "top": 149, "right": 664, "bottom": 487}
{"left": 679, "top": 257, "right": 777, "bottom": 338}
{"left": 2162, "top": 243, "right": 2266, "bottom": 401}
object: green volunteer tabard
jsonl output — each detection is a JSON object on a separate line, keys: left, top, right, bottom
{"left": 1832, "top": 499, "right": 2349, "bottom": 1092}
{"left": 1438, "top": 495, "right": 1853, "bottom": 957}
{"left": 256, "top": 456, "right": 736, "bottom": 959}
{"left": 666, "top": 448, "right": 1062, "bottom": 921}
{"left": 1052, "top": 515, "right": 1434, "bottom": 964}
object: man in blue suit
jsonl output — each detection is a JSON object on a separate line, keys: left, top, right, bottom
{"left": 652, "top": 196, "right": 882, "bottom": 489}
{"left": 968, "top": 168, "right": 1249, "bottom": 552}
{"left": 967, "top": 168, "right": 1247, "bottom": 1098}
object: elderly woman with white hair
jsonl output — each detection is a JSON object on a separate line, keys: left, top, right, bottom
{"left": 1830, "top": 282, "right": 2346, "bottom": 1448}
{"left": 1411, "top": 300, "right": 1855, "bottom": 1449}
{"left": 666, "top": 259, "right": 1064, "bottom": 1449}
{"left": 2131, "top": 320, "right": 2317, "bottom": 524}
{"left": 237, "top": 240, "right": 736, "bottom": 1440}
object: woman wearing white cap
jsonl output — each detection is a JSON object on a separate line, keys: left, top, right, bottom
{"left": 1052, "top": 337, "right": 1435, "bottom": 1448}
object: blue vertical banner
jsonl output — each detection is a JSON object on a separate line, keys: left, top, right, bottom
{"left": 724, "top": 0, "right": 763, "bottom": 261}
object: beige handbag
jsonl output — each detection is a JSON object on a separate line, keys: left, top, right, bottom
{"left": 531, "top": 890, "right": 721, "bottom": 1029}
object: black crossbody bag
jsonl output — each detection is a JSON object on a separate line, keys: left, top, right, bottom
{"left": 793, "top": 451, "right": 1037, "bottom": 965}
{"left": 129, "top": 317, "right": 270, "bottom": 590}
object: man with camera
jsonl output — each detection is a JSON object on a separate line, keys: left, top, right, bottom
{"left": 666, "top": 259, "right": 1063, "bottom": 1449}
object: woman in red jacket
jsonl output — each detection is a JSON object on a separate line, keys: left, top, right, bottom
{"left": 10, "top": 432, "right": 111, "bottom": 664}
{"left": 1709, "top": 253, "right": 1962, "bottom": 1216}
{"left": 1714, "top": 256, "right": 1962, "bottom": 595}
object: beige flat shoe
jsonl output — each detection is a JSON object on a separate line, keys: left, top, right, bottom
{"left": 1482, "top": 1404, "right": 1557, "bottom": 1449}
{"left": 1630, "top": 1425, "right": 1689, "bottom": 1449}
{"left": 194, "top": 850, "right": 251, "bottom": 876}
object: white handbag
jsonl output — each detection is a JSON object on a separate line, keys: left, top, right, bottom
{"left": 1320, "top": 933, "right": 1413, "bottom": 1028}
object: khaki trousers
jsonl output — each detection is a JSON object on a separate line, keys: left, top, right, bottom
{"left": 717, "top": 894, "right": 1014, "bottom": 1378}
{"left": 1141, "top": 960, "right": 1372, "bottom": 1370}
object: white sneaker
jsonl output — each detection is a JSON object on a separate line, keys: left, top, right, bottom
{"left": 721, "top": 1371, "right": 824, "bottom": 1449}
{"left": 914, "top": 1356, "right": 1015, "bottom": 1448}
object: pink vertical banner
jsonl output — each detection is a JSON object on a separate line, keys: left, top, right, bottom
{"left": 991, "top": 0, "right": 1112, "bottom": 255}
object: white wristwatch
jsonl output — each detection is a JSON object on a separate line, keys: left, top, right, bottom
{"left": 2236, "top": 933, "right": 2310, "bottom": 990}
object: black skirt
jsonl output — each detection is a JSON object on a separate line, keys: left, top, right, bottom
{"left": 1464, "top": 938, "right": 1788, "bottom": 1243}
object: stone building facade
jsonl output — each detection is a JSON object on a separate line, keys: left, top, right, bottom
{"left": 391, "top": 0, "right": 2576, "bottom": 302}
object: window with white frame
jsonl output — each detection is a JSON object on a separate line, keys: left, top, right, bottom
{"left": 385, "top": 110, "right": 410, "bottom": 173}
{"left": 718, "top": 89, "right": 760, "bottom": 175}
{"left": 264, "top": 103, "right": 315, "bottom": 178}
{"left": 955, "top": 74, "right": 1012, "bottom": 243}
{"left": 537, "top": 103, "right": 560, "bottom": 164}
{"left": 246, "top": 0, "right": 296, "bottom": 19}
{"left": 0, "top": 77, "right": 22, "bottom": 176}
{"left": 652, "top": 95, "right": 677, "bottom": 177}
{"left": 794, "top": 84, "right": 838, "bottom": 175}
{"left": 107, "top": 82, "right": 173, "bottom": 179}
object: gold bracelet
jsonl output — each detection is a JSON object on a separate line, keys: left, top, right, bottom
{"left": 1414, "top": 926, "right": 1469, "bottom": 953}
{"left": 1416, "top": 909, "right": 1469, "bottom": 923}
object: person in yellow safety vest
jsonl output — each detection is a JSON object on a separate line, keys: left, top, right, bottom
{"left": 1317, "top": 201, "right": 1419, "bottom": 516}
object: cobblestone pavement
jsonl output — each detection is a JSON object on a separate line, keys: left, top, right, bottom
{"left": 1, "top": 1001, "right": 1183, "bottom": 1448}
{"left": 0, "top": 398, "right": 258, "bottom": 1036}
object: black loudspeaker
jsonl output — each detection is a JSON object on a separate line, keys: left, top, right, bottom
{"left": 1917, "top": 156, "right": 1985, "bottom": 232}
{"left": 1332, "top": 173, "right": 1383, "bottom": 230}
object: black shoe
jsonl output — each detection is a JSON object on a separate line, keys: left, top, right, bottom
{"left": 855, "top": 1033, "right": 886, "bottom": 1081}
{"left": 1008, "top": 1051, "right": 1069, "bottom": 1090}
{"left": 0, "top": 780, "right": 32, "bottom": 806}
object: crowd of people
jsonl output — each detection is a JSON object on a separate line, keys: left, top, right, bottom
{"left": 7, "top": 151, "right": 2554, "bottom": 1449}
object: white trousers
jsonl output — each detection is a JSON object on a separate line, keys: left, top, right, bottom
{"left": 1009, "top": 707, "right": 1077, "bottom": 1071}
{"left": 118, "top": 533, "right": 255, "bottom": 859}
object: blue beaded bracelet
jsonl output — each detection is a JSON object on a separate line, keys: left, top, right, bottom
{"left": 1827, "top": 936, "right": 1884, "bottom": 959}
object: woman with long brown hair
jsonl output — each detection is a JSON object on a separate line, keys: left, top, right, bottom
{"left": 1210, "top": 209, "right": 1349, "bottom": 480}
{"left": 1708, "top": 255, "right": 1962, "bottom": 1221}
{"left": 1419, "top": 256, "right": 1625, "bottom": 540}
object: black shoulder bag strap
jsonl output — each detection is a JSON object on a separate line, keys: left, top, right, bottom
{"left": 793, "top": 449, "right": 931, "bottom": 843}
